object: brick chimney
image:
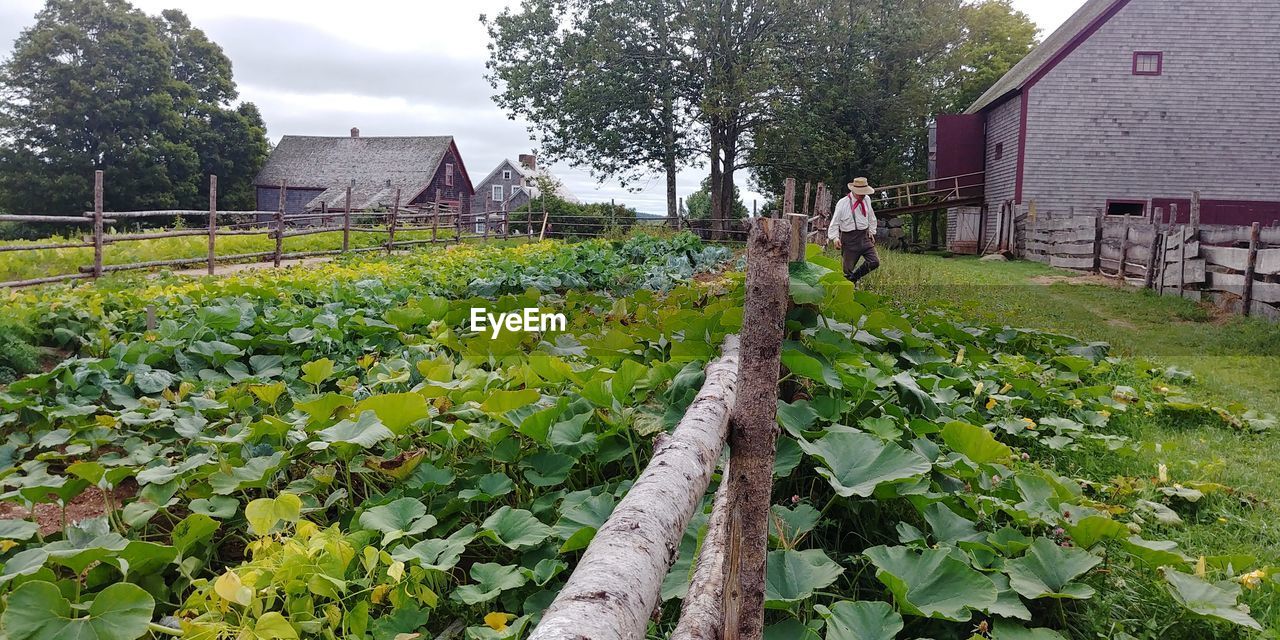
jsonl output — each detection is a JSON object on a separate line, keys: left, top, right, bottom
{"left": 350, "top": 127, "right": 360, "bottom": 138}
{"left": 518, "top": 153, "right": 537, "bottom": 172}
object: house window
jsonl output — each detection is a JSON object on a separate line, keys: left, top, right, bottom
{"left": 1133, "top": 51, "right": 1163, "bottom": 76}
{"left": 492, "top": 185, "right": 504, "bottom": 201}
{"left": 1106, "top": 200, "right": 1146, "bottom": 217}
{"left": 503, "top": 170, "right": 512, "bottom": 180}
{"left": 445, "top": 163, "right": 454, "bottom": 187}
{"left": 475, "top": 220, "right": 487, "bottom": 234}
{"left": 994, "top": 143, "right": 1004, "bottom": 161}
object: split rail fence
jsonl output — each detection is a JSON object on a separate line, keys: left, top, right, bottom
{"left": 529, "top": 179, "right": 808, "bottom": 640}
{"left": 0, "top": 171, "right": 573, "bottom": 289}
{"left": 1021, "top": 192, "right": 1280, "bottom": 319}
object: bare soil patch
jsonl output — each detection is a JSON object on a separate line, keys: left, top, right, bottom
{"left": 0, "top": 482, "right": 138, "bottom": 536}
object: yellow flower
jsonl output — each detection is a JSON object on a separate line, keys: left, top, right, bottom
{"left": 985, "top": 397, "right": 998, "bottom": 410}
{"left": 954, "top": 347, "right": 965, "bottom": 365}
{"left": 973, "top": 381, "right": 984, "bottom": 396}
{"left": 1195, "top": 556, "right": 1207, "bottom": 577}
{"left": 1022, "top": 418, "right": 1036, "bottom": 430}
{"left": 1157, "top": 463, "right": 1168, "bottom": 484}
{"left": 1241, "top": 569, "right": 1267, "bottom": 590}
{"left": 484, "top": 612, "right": 511, "bottom": 632}
{"left": 999, "top": 383, "right": 1013, "bottom": 394}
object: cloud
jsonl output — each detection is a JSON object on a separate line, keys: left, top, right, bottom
{"left": 203, "top": 17, "right": 495, "bottom": 109}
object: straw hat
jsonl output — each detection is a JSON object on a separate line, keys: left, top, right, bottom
{"left": 848, "top": 177, "right": 875, "bottom": 196}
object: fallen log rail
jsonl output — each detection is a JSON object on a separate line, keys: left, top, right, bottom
{"left": 529, "top": 336, "right": 741, "bottom": 640}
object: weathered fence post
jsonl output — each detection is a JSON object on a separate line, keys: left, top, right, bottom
{"left": 1243, "top": 221, "right": 1262, "bottom": 316}
{"left": 207, "top": 175, "right": 218, "bottom": 275}
{"left": 1093, "top": 208, "right": 1105, "bottom": 274}
{"left": 452, "top": 190, "right": 461, "bottom": 244}
{"left": 1178, "top": 224, "right": 1188, "bottom": 299}
{"left": 722, "top": 216, "right": 791, "bottom": 640}
{"left": 387, "top": 188, "right": 400, "bottom": 255}
{"left": 779, "top": 179, "right": 795, "bottom": 220}
{"left": 539, "top": 196, "right": 550, "bottom": 241}
{"left": 343, "top": 185, "right": 352, "bottom": 253}
{"left": 502, "top": 200, "right": 510, "bottom": 241}
{"left": 483, "top": 199, "right": 491, "bottom": 243}
{"left": 92, "top": 170, "right": 104, "bottom": 279}
{"left": 677, "top": 197, "right": 684, "bottom": 231}
{"left": 432, "top": 202, "right": 440, "bottom": 244}
{"left": 1145, "top": 225, "right": 1162, "bottom": 290}
{"left": 1190, "top": 190, "right": 1202, "bottom": 230}
{"left": 274, "top": 179, "right": 286, "bottom": 267}
{"left": 1117, "top": 223, "right": 1131, "bottom": 283}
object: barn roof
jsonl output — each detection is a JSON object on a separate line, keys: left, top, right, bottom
{"left": 254, "top": 135, "right": 462, "bottom": 210}
{"left": 966, "top": 0, "right": 1121, "bottom": 114}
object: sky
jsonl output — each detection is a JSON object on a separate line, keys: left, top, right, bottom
{"left": 0, "top": 0, "right": 1082, "bottom": 215}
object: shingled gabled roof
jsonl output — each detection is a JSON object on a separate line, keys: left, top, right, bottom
{"left": 966, "top": 0, "right": 1122, "bottom": 114}
{"left": 254, "top": 135, "right": 465, "bottom": 210}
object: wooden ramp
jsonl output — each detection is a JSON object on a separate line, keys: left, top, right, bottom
{"left": 872, "top": 171, "right": 984, "bottom": 218}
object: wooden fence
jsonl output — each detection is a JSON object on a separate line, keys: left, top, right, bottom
{"left": 0, "top": 171, "right": 547, "bottom": 289}
{"left": 1021, "top": 194, "right": 1280, "bottom": 319}
{"left": 529, "top": 179, "right": 807, "bottom": 640}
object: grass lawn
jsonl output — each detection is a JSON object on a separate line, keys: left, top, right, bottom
{"left": 861, "top": 250, "right": 1280, "bottom": 635}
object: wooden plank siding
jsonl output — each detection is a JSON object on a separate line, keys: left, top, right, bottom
{"left": 1020, "top": 0, "right": 1280, "bottom": 218}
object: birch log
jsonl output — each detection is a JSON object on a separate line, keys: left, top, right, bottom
{"left": 722, "top": 216, "right": 791, "bottom": 640}
{"left": 528, "top": 336, "right": 742, "bottom": 640}
{"left": 670, "top": 461, "right": 732, "bottom": 640}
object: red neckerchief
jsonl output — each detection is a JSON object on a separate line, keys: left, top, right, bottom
{"left": 851, "top": 196, "right": 866, "bottom": 217}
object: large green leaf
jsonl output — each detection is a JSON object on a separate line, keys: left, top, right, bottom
{"left": 520, "top": 452, "right": 576, "bottom": 487}
{"left": 481, "top": 507, "right": 552, "bottom": 550}
{"left": 452, "top": 562, "right": 528, "bottom": 605}
{"left": 351, "top": 393, "right": 429, "bottom": 434}
{"left": 1161, "top": 568, "right": 1261, "bottom": 630}
{"left": 393, "top": 525, "right": 477, "bottom": 571}
{"left": 864, "top": 545, "right": 997, "bottom": 621}
{"left": 359, "top": 497, "right": 437, "bottom": 545}
{"left": 315, "top": 411, "right": 394, "bottom": 449}
{"left": 1005, "top": 538, "right": 1102, "bottom": 600}
{"left": 941, "top": 421, "right": 1012, "bottom": 463}
{"left": 763, "top": 548, "right": 844, "bottom": 606}
{"left": 481, "top": 389, "right": 541, "bottom": 414}
{"left": 816, "top": 600, "right": 903, "bottom": 640}
{"left": 245, "top": 493, "right": 302, "bottom": 537}
{"left": 798, "top": 431, "right": 931, "bottom": 498}
{"left": 2, "top": 580, "right": 154, "bottom": 640}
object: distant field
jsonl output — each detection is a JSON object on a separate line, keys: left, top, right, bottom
{"left": 0, "top": 227, "right": 471, "bottom": 282}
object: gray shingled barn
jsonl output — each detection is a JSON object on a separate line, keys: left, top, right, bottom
{"left": 935, "top": 0, "right": 1280, "bottom": 254}
{"left": 253, "top": 129, "right": 475, "bottom": 218}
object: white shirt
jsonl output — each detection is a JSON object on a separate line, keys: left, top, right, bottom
{"left": 828, "top": 195, "right": 877, "bottom": 239}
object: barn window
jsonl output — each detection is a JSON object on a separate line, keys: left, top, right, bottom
{"left": 445, "top": 163, "right": 455, "bottom": 187}
{"left": 994, "top": 143, "right": 1004, "bottom": 161}
{"left": 503, "top": 170, "right": 512, "bottom": 180}
{"left": 1106, "top": 200, "right": 1146, "bottom": 217}
{"left": 492, "top": 185, "right": 504, "bottom": 201}
{"left": 1133, "top": 52, "right": 1163, "bottom": 76}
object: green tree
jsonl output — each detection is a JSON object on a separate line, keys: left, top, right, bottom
{"left": 486, "top": 0, "right": 809, "bottom": 239}
{"left": 749, "top": 0, "right": 1037, "bottom": 200}
{"left": 483, "top": 0, "right": 696, "bottom": 225}
{"left": 943, "top": 0, "right": 1039, "bottom": 113}
{"left": 685, "top": 177, "right": 747, "bottom": 221}
{"left": 0, "top": 0, "right": 268, "bottom": 216}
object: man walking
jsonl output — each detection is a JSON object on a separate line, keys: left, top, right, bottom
{"left": 828, "top": 177, "right": 880, "bottom": 284}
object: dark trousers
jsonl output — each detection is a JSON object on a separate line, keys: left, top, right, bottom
{"left": 840, "top": 229, "right": 880, "bottom": 283}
